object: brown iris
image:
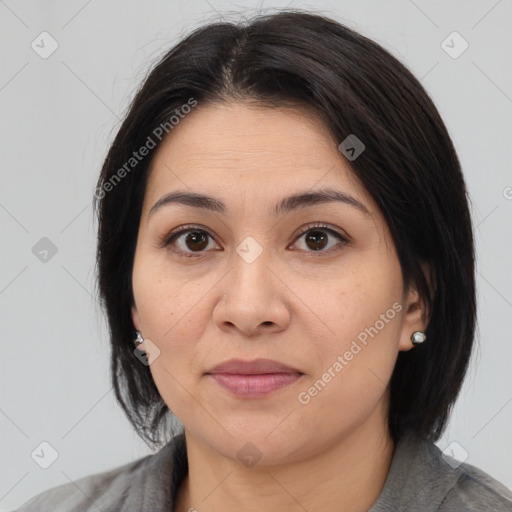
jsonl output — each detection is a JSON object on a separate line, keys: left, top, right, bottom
{"left": 185, "top": 231, "right": 209, "bottom": 251}
{"left": 305, "top": 230, "right": 328, "bottom": 251}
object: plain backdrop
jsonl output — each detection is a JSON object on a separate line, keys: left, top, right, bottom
{"left": 1, "top": 0, "right": 511, "bottom": 509}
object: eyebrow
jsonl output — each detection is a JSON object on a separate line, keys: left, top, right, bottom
{"left": 148, "top": 187, "right": 370, "bottom": 219}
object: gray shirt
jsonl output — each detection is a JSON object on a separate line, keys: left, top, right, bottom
{"left": 13, "top": 430, "right": 512, "bottom": 511}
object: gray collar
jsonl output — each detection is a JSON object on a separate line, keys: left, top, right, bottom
{"left": 369, "top": 431, "right": 462, "bottom": 511}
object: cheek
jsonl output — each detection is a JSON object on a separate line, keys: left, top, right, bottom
{"left": 291, "top": 260, "right": 402, "bottom": 350}
{"left": 292, "top": 256, "right": 403, "bottom": 406}
{"left": 133, "top": 251, "right": 204, "bottom": 338}
{"left": 143, "top": 310, "right": 205, "bottom": 422}
{"left": 132, "top": 258, "right": 204, "bottom": 398}
{"left": 296, "top": 312, "right": 401, "bottom": 434}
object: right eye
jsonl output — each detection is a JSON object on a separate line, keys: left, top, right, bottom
{"left": 162, "top": 225, "right": 222, "bottom": 257}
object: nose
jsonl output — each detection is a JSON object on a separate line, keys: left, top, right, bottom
{"left": 212, "top": 248, "right": 291, "bottom": 337}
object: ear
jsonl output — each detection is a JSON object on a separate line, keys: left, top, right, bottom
{"left": 398, "top": 262, "right": 434, "bottom": 352}
{"left": 131, "top": 304, "right": 142, "bottom": 332}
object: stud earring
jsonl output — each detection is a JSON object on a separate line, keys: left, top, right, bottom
{"left": 134, "top": 330, "right": 144, "bottom": 348}
{"left": 411, "top": 331, "right": 426, "bottom": 345}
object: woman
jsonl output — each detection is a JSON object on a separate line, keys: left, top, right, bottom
{"left": 15, "top": 9, "right": 512, "bottom": 512}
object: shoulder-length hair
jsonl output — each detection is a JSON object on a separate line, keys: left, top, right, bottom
{"left": 93, "top": 9, "right": 476, "bottom": 448}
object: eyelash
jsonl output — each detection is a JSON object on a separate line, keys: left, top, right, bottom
{"left": 159, "top": 222, "right": 349, "bottom": 259}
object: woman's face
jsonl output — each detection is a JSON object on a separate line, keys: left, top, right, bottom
{"left": 131, "top": 101, "right": 424, "bottom": 465}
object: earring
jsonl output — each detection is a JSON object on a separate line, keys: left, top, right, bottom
{"left": 411, "top": 331, "right": 426, "bottom": 345}
{"left": 134, "top": 330, "right": 144, "bottom": 348}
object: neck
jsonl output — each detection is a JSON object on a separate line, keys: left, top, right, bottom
{"left": 174, "top": 401, "right": 394, "bottom": 512}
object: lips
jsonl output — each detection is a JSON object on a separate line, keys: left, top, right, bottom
{"left": 206, "top": 358, "right": 304, "bottom": 397}
{"left": 206, "top": 358, "right": 302, "bottom": 375}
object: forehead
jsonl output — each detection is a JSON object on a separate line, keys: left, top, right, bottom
{"left": 143, "top": 101, "right": 375, "bottom": 214}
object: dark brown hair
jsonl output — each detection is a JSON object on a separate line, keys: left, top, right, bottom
{"left": 93, "top": 9, "right": 476, "bottom": 448}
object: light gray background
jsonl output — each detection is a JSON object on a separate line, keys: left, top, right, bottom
{"left": 1, "top": 0, "right": 511, "bottom": 509}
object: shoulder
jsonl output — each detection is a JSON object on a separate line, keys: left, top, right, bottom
{"left": 370, "top": 431, "right": 512, "bottom": 511}
{"left": 12, "top": 434, "right": 187, "bottom": 512}
{"left": 12, "top": 454, "right": 152, "bottom": 512}
{"left": 439, "top": 458, "right": 512, "bottom": 511}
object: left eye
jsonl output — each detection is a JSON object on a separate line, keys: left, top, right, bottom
{"left": 293, "top": 225, "right": 348, "bottom": 253}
